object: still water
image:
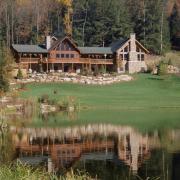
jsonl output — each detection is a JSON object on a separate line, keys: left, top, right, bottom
{"left": 1, "top": 109, "right": 180, "bottom": 180}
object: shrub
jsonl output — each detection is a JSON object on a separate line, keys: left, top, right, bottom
{"left": 168, "top": 59, "right": 173, "bottom": 66}
{"left": 17, "top": 69, "right": 23, "bottom": 79}
{"left": 20, "top": 83, "right": 26, "bottom": 90}
{"left": 146, "top": 64, "right": 155, "bottom": 73}
{"left": 100, "top": 65, "right": 106, "bottom": 74}
{"left": 157, "top": 61, "right": 168, "bottom": 76}
{"left": 38, "top": 94, "right": 49, "bottom": 103}
{"left": 53, "top": 89, "right": 58, "bottom": 94}
{"left": 57, "top": 96, "right": 79, "bottom": 111}
{"left": 0, "top": 74, "right": 9, "bottom": 92}
{"left": 94, "top": 65, "right": 99, "bottom": 76}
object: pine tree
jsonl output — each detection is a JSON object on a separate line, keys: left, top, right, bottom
{"left": 0, "top": 43, "right": 9, "bottom": 93}
{"left": 169, "top": 3, "right": 180, "bottom": 47}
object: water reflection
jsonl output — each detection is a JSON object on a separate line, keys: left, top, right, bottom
{"left": 8, "top": 124, "right": 180, "bottom": 179}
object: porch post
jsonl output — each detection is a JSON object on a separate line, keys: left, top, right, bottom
{"left": 52, "top": 63, "right": 54, "bottom": 72}
{"left": 72, "top": 63, "right": 74, "bottom": 72}
{"left": 62, "top": 63, "right": 64, "bottom": 72}
{"left": 29, "top": 54, "right": 32, "bottom": 71}
{"left": 19, "top": 53, "right": 22, "bottom": 69}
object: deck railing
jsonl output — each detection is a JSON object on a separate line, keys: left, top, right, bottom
{"left": 20, "top": 57, "right": 113, "bottom": 64}
{"left": 48, "top": 58, "right": 113, "bottom": 64}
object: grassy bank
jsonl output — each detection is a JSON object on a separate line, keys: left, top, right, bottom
{"left": 0, "top": 163, "right": 92, "bottom": 180}
{"left": 0, "top": 163, "right": 160, "bottom": 180}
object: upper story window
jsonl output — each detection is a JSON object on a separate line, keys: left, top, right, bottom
{"left": 137, "top": 54, "right": 141, "bottom": 61}
{"left": 124, "top": 46, "right": 128, "bottom": 52}
{"left": 56, "top": 54, "right": 60, "bottom": 58}
{"left": 136, "top": 47, "right": 140, "bottom": 52}
{"left": 141, "top": 54, "right": 145, "bottom": 61}
{"left": 66, "top": 54, "right": 69, "bottom": 58}
{"left": 124, "top": 54, "right": 129, "bottom": 60}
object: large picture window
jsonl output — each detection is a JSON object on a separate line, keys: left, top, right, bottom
{"left": 55, "top": 53, "right": 77, "bottom": 59}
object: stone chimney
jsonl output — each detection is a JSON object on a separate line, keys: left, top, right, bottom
{"left": 129, "top": 33, "right": 137, "bottom": 62}
{"left": 130, "top": 33, "right": 136, "bottom": 52}
{"left": 46, "top": 36, "right": 51, "bottom": 50}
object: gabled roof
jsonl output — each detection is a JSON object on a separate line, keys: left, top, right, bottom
{"left": 136, "top": 40, "right": 149, "bottom": 53}
{"left": 78, "top": 47, "right": 113, "bottom": 55}
{"left": 12, "top": 44, "right": 48, "bottom": 53}
{"left": 49, "top": 36, "right": 80, "bottom": 53}
{"left": 110, "top": 38, "right": 128, "bottom": 52}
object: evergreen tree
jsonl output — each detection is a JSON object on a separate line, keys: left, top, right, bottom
{"left": 0, "top": 42, "right": 9, "bottom": 93}
{"left": 0, "top": 26, "right": 8, "bottom": 93}
{"left": 169, "top": 3, "right": 180, "bottom": 47}
{"left": 73, "top": 0, "right": 133, "bottom": 47}
{"left": 127, "top": 0, "right": 170, "bottom": 54}
{"left": 0, "top": 25, "right": 14, "bottom": 93}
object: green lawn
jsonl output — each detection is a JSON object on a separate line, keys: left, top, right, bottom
{"left": 21, "top": 74, "right": 180, "bottom": 109}
{"left": 19, "top": 74, "right": 180, "bottom": 131}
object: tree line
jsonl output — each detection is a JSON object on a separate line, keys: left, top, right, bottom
{"left": 0, "top": 0, "right": 179, "bottom": 54}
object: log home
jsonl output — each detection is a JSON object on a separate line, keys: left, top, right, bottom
{"left": 11, "top": 33, "right": 149, "bottom": 74}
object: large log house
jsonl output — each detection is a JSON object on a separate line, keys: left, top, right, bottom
{"left": 11, "top": 34, "right": 149, "bottom": 74}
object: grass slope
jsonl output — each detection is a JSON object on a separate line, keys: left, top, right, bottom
{"left": 19, "top": 74, "right": 180, "bottom": 131}
{"left": 21, "top": 74, "right": 180, "bottom": 109}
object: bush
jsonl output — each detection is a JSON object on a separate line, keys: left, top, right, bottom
{"left": 157, "top": 61, "right": 168, "bottom": 76}
{"left": 17, "top": 69, "right": 23, "bottom": 79}
{"left": 38, "top": 94, "right": 49, "bottom": 103}
{"left": 94, "top": 65, "right": 99, "bottom": 76}
{"left": 168, "top": 59, "right": 173, "bottom": 66}
{"left": 20, "top": 83, "right": 26, "bottom": 90}
{"left": 100, "top": 65, "right": 106, "bottom": 74}
{"left": 57, "top": 96, "right": 79, "bottom": 111}
{"left": 0, "top": 74, "right": 9, "bottom": 92}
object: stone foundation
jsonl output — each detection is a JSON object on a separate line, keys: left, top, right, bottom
{"left": 127, "top": 61, "right": 147, "bottom": 74}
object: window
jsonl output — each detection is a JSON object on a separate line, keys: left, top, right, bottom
{"left": 120, "top": 54, "right": 123, "bottom": 60}
{"left": 66, "top": 54, "right": 69, "bottom": 58}
{"left": 137, "top": 54, "right": 141, "bottom": 61}
{"left": 124, "top": 46, "right": 128, "bottom": 52}
{"left": 56, "top": 54, "right": 60, "bottom": 58}
{"left": 61, "top": 54, "right": 65, "bottom": 58}
{"left": 50, "top": 53, "right": 55, "bottom": 58}
{"left": 61, "top": 43, "right": 65, "bottom": 50}
{"left": 70, "top": 54, "right": 74, "bottom": 58}
{"left": 124, "top": 54, "right": 128, "bottom": 60}
{"left": 136, "top": 47, "right": 140, "bottom": 52}
{"left": 141, "top": 54, "right": 145, "bottom": 61}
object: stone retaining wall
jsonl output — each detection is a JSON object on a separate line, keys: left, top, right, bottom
{"left": 16, "top": 74, "right": 133, "bottom": 85}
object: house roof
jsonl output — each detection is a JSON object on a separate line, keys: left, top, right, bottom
{"left": 12, "top": 36, "right": 149, "bottom": 55}
{"left": 135, "top": 40, "right": 149, "bottom": 53}
{"left": 12, "top": 44, "right": 48, "bottom": 53}
{"left": 110, "top": 38, "right": 128, "bottom": 52}
{"left": 78, "top": 47, "right": 113, "bottom": 55}
{"left": 49, "top": 36, "right": 80, "bottom": 53}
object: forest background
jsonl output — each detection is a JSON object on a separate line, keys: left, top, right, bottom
{"left": 0, "top": 0, "right": 180, "bottom": 55}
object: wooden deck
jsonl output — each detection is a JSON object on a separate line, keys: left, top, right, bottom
{"left": 48, "top": 58, "right": 113, "bottom": 64}
{"left": 19, "top": 58, "right": 113, "bottom": 65}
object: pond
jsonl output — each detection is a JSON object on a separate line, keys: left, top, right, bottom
{"left": 1, "top": 108, "right": 180, "bottom": 180}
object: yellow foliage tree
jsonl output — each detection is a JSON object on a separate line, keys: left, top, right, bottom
{"left": 57, "top": 0, "right": 73, "bottom": 36}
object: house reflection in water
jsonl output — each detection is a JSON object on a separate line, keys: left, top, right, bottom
{"left": 10, "top": 124, "right": 150, "bottom": 173}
